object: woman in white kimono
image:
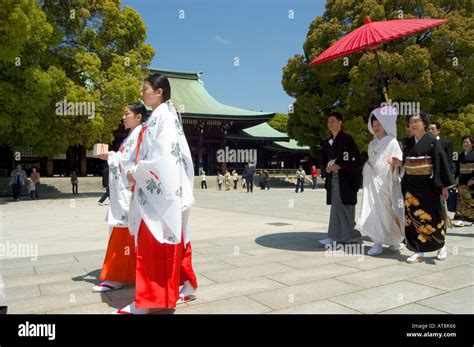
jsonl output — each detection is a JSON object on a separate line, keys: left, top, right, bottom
{"left": 117, "top": 73, "right": 198, "bottom": 314}
{"left": 355, "top": 106, "right": 405, "bottom": 256}
{"left": 92, "top": 103, "right": 147, "bottom": 292}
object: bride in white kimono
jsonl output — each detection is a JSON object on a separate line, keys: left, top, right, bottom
{"left": 355, "top": 106, "right": 405, "bottom": 256}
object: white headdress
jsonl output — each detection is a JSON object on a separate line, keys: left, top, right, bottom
{"left": 368, "top": 105, "right": 398, "bottom": 138}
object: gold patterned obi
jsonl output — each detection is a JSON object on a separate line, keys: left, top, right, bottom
{"left": 405, "top": 156, "right": 433, "bottom": 175}
{"left": 460, "top": 163, "right": 474, "bottom": 175}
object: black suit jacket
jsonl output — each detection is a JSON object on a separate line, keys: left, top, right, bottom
{"left": 244, "top": 166, "right": 255, "bottom": 179}
{"left": 437, "top": 137, "right": 455, "bottom": 175}
{"left": 320, "top": 131, "right": 362, "bottom": 205}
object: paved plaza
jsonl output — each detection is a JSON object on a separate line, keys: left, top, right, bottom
{"left": 1, "top": 187, "right": 473, "bottom": 314}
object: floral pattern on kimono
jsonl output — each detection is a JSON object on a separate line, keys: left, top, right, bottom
{"left": 106, "top": 124, "right": 142, "bottom": 228}
{"left": 128, "top": 101, "right": 195, "bottom": 245}
{"left": 405, "top": 192, "right": 446, "bottom": 244}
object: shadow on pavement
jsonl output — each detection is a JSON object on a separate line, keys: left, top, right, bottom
{"left": 255, "top": 231, "right": 332, "bottom": 252}
{"left": 255, "top": 232, "right": 411, "bottom": 263}
{"left": 71, "top": 269, "right": 101, "bottom": 284}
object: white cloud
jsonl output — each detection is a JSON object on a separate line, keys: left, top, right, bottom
{"left": 214, "top": 35, "right": 230, "bottom": 45}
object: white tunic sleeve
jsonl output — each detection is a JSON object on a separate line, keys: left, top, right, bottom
{"left": 107, "top": 125, "right": 142, "bottom": 228}
{"left": 388, "top": 138, "right": 403, "bottom": 161}
{"left": 130, "top": 103, "right": 194, "bottom": 245}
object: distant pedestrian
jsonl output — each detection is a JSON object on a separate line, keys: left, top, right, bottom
{"left": 295, "top": 165, "right": 306, "bottom": 193}
{"left": 10, "top": 164, "right": 26, "bottom": 201}
{"left": 244, "top": 162, "right": 255, "bottom": 193}
{"left": 201, "top": 171, "right": 208, "bottom": 189}
{"left": 258, "top": 171, "right": 265, "bottom": 190}
{"left": 217, "top": 172, "right": 224, "bottom": 190}
{"left": 232, "top": 170, "right": 239, "bottom": 189}
{"left": 224, "top": 170, "right": 231, "bottom": 191}
{"left": 98, "top": 164, "right": 110, "bottom": 205}
{"left": 30, "top": 167, "right": 40, "bottom": 199}
{"left": 263, "top": 169, "right": 271, "bottom": 190}
{"left": 311, "top": 165, "right": 318, "bottom": 189}
{"left": 71, "top": 171, "right": 79, "bottom": 194}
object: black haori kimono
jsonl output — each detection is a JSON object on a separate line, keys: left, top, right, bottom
{"left": 320, "top": 131, "right": 362, "bottom": 241}
{"left": 402, "top": 133, "right": 455, "bottom": 253}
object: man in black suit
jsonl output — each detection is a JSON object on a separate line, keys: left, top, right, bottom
{"left": 428, "top": 121, "right": 456, "bottom": 212}
{"left": 428, "top": 122, "right": 455, "bottom": 175}
{"left": 244, "top": 162, "right": 255, "bottom": 193}
{"left": 319, "top": 111, "right": 363, "bottom": 246}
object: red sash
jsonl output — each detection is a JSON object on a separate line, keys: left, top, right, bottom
{"left": 130, "top": 125, "right": 148, "bottom": 193}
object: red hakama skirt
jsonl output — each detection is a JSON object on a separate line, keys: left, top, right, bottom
{"left": 99, "top": 227, "right": 136, "bottom": 283}
{"left": 135, "top": 220, "right": 198, "bottom": 309}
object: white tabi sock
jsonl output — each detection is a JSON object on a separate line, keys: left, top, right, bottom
{"left": 102, "top": 281, "right": 123, "bottom": 288}
{"left": 117, "top": 301, "right": 149, "bottom": 314}
{"left": 179, "top": 280, "right": 197, "bottom": 297}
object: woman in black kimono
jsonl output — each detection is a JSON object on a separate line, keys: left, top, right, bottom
{"left": 454, "top": 135, "right": 474, "bottom": 223}
{"left": 391, "top": 112, "right": 455, "bottom": 263}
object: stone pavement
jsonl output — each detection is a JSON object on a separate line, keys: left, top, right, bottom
{"left": 0, "top": 187, "right": 473, "bottom": 314}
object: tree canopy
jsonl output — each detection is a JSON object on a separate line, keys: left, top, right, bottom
{"left": 0, "top": 0, "right": 154, "bottom": 157}
{"left": 268, "top": 113, "right": 289, "bottom": 133}
{"left": 282, "top": 0, "right": 473, "bottom": 154}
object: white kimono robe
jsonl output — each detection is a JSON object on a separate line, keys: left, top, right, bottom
{"left": 107, "top": 125, "right": 142, "bottom": 228}
{"left": 355, "top": 106, "right": 405, "bottom": 245}
{"left": 128, "top": 101, "right": 194, "bottom": 245}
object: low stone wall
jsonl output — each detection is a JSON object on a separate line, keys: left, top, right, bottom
{"left": 0, "top": 175, "right": 302, "bottom": 197}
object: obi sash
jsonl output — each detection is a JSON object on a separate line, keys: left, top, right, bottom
{"left": 460, "top": 163, "right": 474, "bottom": 175}
{"left": 405, "top": 156, "right": 433, "bottom": 176}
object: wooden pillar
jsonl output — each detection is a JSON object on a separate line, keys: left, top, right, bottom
{"left": 221, "top": 136, "right": 227, "bottom": 173}
{"left": 79, "top": 146, "right": 87, "bottom": 176}
{"left": 67, "top": 147, "right": 74, "bottom": 175}
{"left": 218, "top": 122, "right": 228, "bottom": 174}
{"left": 198, "top": 134, "right": 204, "bottom": 175}
{"left": 257, "top": 141, "right": 263, "bottom": 169}
{"left": 46, "top": 158, "right": 54, "bottom": 176}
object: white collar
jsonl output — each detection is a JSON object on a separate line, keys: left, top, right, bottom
{"left": 414, "top": 133, "right": 426, "bottom": 143}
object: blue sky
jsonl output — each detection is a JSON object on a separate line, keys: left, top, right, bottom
{"left": 121, "top": 0, "right": 326, "bottom": 114}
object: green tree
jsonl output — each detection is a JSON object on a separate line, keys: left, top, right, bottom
{"left": 0, "top": 0, "right": 154, "bottom": 159}
{"left": 432, "top": 103, "right": 474, "bottom": 154}
{"left": 282, "top": 0, "right": 473, "bottom": 153}
{"left": 268, "top": 113, "right": 289, "bottom": 133}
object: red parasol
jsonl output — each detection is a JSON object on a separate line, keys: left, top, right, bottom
{"left": 309, "top": 16, "right": 448, "bottom": 100}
